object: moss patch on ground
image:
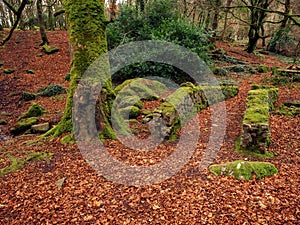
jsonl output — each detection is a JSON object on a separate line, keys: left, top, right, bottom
{"left": 42, "top": 44, "right": 59, "bottom": 55}
{"left": 209, "top": 160, "right": 278, "bottom": 180}
{"left": 0, "top": 151, "right": 53, "bottom": 177}
{"left": 60, "top": 133, "right": 75, "bottom": 145}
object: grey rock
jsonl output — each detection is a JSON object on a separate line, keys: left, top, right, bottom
{"left": 31, "top": 123, "right": 50, "bottom": 133}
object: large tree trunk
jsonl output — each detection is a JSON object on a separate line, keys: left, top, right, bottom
{"left": 49, "top": 0, "right": 115, "bottom": 139}
{"left": 245, "top": 0, "right": 269, "bottom": 53}
{"left": 246, "top": 24, "right": 260, "bottom": 53}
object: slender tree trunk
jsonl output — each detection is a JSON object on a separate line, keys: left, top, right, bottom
{"left": 211, "top": 0, "right": 221, "bottom": 34}
{"left": 1, "top": 0, "right": 30, "bottom": 45}
{"left": 48, "top": 0, "right": 115, "bottom": 139}
{"left": 47, "top": 3, "right": 54, "bottom": 30}
{"left": 37, "top": 0, "right": 49, "bottom": 45}
{"left": 221, "top": 0, "right": 233, "bottom": 40}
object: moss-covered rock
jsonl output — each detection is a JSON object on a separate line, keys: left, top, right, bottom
{"left": 119, "top": 106, "right": 141, "bottom": 119}
{"left": 212, "top": 67, "right": 228, "bottom": 76}
{"left": 24, "top": 69, "right": 35, "bottom": 74}
{"left": 141, "top": 109, "right": 152, "bottom": 115}
{"left": 20, "top": 91, "right": 37, "bottom": 101}
{"left": 0, "top": 61, "right": 3, "bottom": 67}
{"left": 209, "top": 160, "right": 278, "bottom": 180}
{"left": 257, "top": 64, "right": 269, "bottom": 73}
{"left": 10, "top": 117, "right": 39, "bottom": 135}
{"left": 114, "top": 78, "right": 168, "bottom": 100}
{"left": 0, "top": 119, "right": 7, "bottom": 125}
{"left": 42, "top": 44, "right": 59, "bottom": 54}
{"left": 276, "top": 102, "right": 300, "bottom": 116}
{"left": 65, "top": 72, "right": 71, "bottom": 81}
{"left": 37, "top": 84, "right": 66, "bottom": 97}
{"left": 115, "top": 96, "right": 144, "bottom": 109}
{"left": 31, "top": 123, "right": 50, "bottom": 133}
{"left": 18, "top": 103, "right": 46, "bottom": 120}
{"left": 228, "top": 65, "right": 246, "bottom": 73}
{"left": 3, "top": 69, "right": 14, "bottom": 74}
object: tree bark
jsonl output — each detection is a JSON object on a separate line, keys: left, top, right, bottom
{"left": 245, "top": 0, "right": 269, "bottom": 53}
{"left": 211, "top": 0, "right": 221, "bottom": 34}
{"left": 48, "top": 0, "right": 115, "bottom": 139}
{"left": 37, "top": 0, "right": 49, "bottom": 45}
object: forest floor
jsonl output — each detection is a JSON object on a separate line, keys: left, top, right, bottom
{"left": 0, "top": 30, "right": 299, "bottom": 224}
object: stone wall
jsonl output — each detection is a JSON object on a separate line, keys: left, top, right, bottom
{"left": 240, "top": 87, "right": 278, "bottom": 153}
{"left": 149, "top": 82, "right": 239, "bottom": 140}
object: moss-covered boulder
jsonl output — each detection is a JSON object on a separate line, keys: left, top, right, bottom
{"left": 119, "top": 106, "right": 141, "bottom": 119}
{"left": 18, "top": 103, "right": 46, "bottom": 120}
{"left": 257, "top": 64, "right": 269, "bottom": 73}
{"left": 228, "top": 65, "right": 246, "bottom": 73}
{"left": 3, "top": 69, "right": 14, "bottom": 74}
{"left": 42, "top": 44, "right": 59, "bottom": 55}
{"left": 212, "top": 67, "right": 228, "bottom": 76}
{"left": 37, "top": 84, "right": 66, "bottom": 97}
{"left": 0, "top": 119, "right": 7, "bottom": 125}
{"left": 114, "top": 78, "right": 169, "bottom": 99}
{"left": 24, "top": 69, "right": 35, "bottom": 74}
{"left": 31, "top": 123, "right": 50, "bottom": 133}
{"left": 10, "top": 117, "right": 39, "bottom": 135}
{"left": 114, "top": 96, "right": 144, "bottom": 109}
{"left": 65, "top": 72, "right": 71, "bottom": 81}
{"left": 209, "top": 160, "right": 278, "bottom": 180}
{"left": 20, "top": 91, "right": 37, "bottom": 101}
{"left": 276, "top": 101, "right": 300, "bottom": 116}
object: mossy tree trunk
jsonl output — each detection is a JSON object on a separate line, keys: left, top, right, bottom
{"left": 49, "top": 0, "right": 114, "bottom": 139}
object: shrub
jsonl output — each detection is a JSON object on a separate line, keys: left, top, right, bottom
{"left": 267, "top": 25, "right": 296, "bottom": 56}
{"left": 107, "top": 0, "right": 211, "bottom": 85}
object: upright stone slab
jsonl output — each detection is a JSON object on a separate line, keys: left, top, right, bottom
{"left": 241, "top": 87, "right": 278, "bottom": 153}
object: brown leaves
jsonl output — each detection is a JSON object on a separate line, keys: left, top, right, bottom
{"left": 0, "top": 31, "right": 299, "bottom": 224}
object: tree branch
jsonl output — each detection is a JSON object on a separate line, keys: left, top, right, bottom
{"left": 2, "top": 0, "right": 18, "bottom": 14}
{"left": 1, "top": 0, "right": 31, "bottom": 45}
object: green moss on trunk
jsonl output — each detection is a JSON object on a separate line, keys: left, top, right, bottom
{"left": 48, "top": 0, "right": 113, "bottom": 139}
